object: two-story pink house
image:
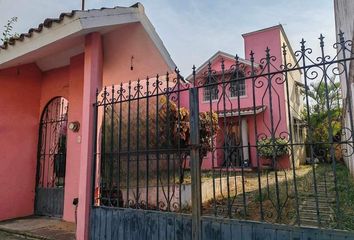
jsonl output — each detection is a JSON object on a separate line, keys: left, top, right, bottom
{"left": 184, "top": 25, "right": 305, "bottom": 170}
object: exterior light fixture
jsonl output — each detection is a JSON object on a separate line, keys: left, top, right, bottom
{"left": 68, "top": 121, "right": 80, "bottom": 132}
{"left": 131, "top": 56, "right": 134, "bottom": 70}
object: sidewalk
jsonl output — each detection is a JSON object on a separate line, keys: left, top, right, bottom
{"left": 0, "top": 216, "right": 75, "bottom": 240}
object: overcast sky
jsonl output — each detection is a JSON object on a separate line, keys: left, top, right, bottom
{"left": 0, "top": 0, "right": 338, "bottom": 76}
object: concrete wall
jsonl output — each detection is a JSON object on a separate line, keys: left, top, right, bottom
{"left": 334, "top": 0, "right": 354, "bottom": 176}
{"left": 0, "top": 64, "right": 41, "bottom": 221}
{"left": 280, "top": 32, "right": 306, "bottom": 167}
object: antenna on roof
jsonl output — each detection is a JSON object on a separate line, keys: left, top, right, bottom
{"left": 81, "top": 0, "right": 85, "bottom": 10}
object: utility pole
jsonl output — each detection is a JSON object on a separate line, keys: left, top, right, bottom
{"left": 82, "top": 0, "right": 85, "bottom": 10}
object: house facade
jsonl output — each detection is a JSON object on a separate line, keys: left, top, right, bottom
{"left": 0, "top": 3, "right": 308, "bottom": 239}
{"left": 0, "top": 3, "right": 175, "bottom": 240}
{"left": 184, "top": 25, "right": 305, "bottom": 170}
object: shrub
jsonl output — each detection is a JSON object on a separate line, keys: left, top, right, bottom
{"left": 257, "top": 138, "right": 288, "bottom": 159}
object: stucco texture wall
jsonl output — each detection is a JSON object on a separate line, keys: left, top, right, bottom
{"left": 102, "top": 22, "right": 171, "bottom": 86}
{"left": 0, "top": 53, "right": 84, "bottom": 222}
{"left": 0, "top": 64, "right": 41, "bottom": 221}
{"left": 39, "top": 55, "right": 84, "bottom": 222}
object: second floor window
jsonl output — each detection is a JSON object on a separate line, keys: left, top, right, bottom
{"left": 230, "top": 79, "right": 246, "bottom": 97}
{"left": 203, "top": 77, "right": 218, "bottom": 101}
{"left": 230, "top": 71, "right": 246, "bottom": 97}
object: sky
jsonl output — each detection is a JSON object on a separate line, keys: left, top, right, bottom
{"left": 0, "top": 0, "right": 338, "bottom": 76}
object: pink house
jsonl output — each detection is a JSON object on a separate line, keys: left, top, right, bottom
{"left": 0, "top": 3, "right": 176, "bottom": 240}
{"left": 184, "top": 25, "right": 305, "bottom": 170}
{"left": 0, "top": 2, "right": 306, "bottom": 238}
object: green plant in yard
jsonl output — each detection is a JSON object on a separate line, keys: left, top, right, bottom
{"left": 100, "top": 94, "right": 219, "bottom": 193}
{"left": 257, "top": 138, "right": 288, "bottom": 159}
{"left": 335, "top": 163, "right": 354, "bottom": 230}
{"left": 158, "top": 95, "right": 219, "bottom": 161}
{"left": 301, "top": 78, "right": 342, "bottom": 162}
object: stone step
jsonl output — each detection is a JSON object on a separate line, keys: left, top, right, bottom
{"left": 300, "top": 216, "right": 333, "bottom": 226}
{"left": 312, "top": 183, "right": 335, "bottom": 187}
{"left": 311, "top": 186, "right": 335, "bottom": 191}
{"left": 299, "top": 209, "right": 333, "bottom": 215}
{"left": 299, "top": 193, "right": 335, "bottom": 196}
{"left": 300, "top": 219, "right": 332, "bottom": 228}
{"left": 300, "top": 213, "right": 334, "bottom": 221}
{"left": 298, "top": 197, "right": 336, "bottom": 203}
{"left": 315, "top": 185, "right": 335, "bottom": 189}
{"left": 299, "top": 204, "right": 333, "bottom": 210}
{"left": 0, "top": 229, "right": 45, "bottom": 240}
{"left": 300, "top": 219, "right": 320, "bottom": 227}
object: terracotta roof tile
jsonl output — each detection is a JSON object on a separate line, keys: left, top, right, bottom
{"left": 217, "top": 105, "right": 266, "bottom": 117}
{"left": 0, "top": 4, "right": 139, "bottom": 50}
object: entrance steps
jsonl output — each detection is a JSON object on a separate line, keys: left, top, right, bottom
{"left": 0, "top": 217, "right": 75, "bottom": 240}
{"left": 297, "top": 171, "right": 337, "bottom": 228}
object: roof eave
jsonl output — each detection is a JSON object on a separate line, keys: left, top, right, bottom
{"left": 0, "top": 3, "right": 176, "bottom": 72}
{"left": 185, "top": 50, "right": 260, "bottom": 82}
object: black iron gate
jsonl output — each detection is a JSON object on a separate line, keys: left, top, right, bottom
{"left": 35, "top": 97, "right": 68, "bottom": 217}
{"left": 90, "top": 32, "right": 354, "bottom": 239}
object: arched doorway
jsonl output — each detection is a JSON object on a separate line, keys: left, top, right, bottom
{"left": 35, "top": 97, "right": 68, "bottom": 217}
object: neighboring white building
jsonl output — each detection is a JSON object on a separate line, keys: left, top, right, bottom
{"left": 334, "top": 0, "right": 354, "bottom": 176}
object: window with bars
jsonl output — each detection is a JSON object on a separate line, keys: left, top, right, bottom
{"left": 203, "top": 77, "right": 218, "bottom": 101}
{"left": 230, "top": 79, "right": 246, "bottom": 97}
{"left": 230, "top": 72, "right": 246, "bottom": 97}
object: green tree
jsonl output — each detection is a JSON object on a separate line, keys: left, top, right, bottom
{"left": 302, "top": 77, "right": 342, "bottom": 162}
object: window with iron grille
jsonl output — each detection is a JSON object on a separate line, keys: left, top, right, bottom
{"left": 230, "top": 72, "right": 246, "bottom": 97}
{"left": 203, "top": 77, "right": 218, "bottom": 101}
{"left": 230, "top": 79, "right": 246, "bottom": 97}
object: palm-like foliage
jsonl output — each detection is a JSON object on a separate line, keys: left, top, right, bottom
{"left": 302, "top": 77, "right": 342, "bottom": 161}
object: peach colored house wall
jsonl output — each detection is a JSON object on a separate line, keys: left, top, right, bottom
{"left": 63, "top": 54, "right": 84, "bottom": 222}
{"left": 0, "top": 64, "right": 41, "bottom": 221}
{"left": 39, "top": 67, "right": 69, "bottom": 113}
{"left": 38, "top": 55, "right": 84, "bottom": 223}
{"left": 103, "top": 23, "right": 171, "bottom": 86}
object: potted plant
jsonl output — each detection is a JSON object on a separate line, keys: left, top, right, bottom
{"left": 257, "top": 137, "right": 288, "bottom": 169}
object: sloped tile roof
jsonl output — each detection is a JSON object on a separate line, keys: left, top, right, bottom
{"left": 217, "top": 105, "right": 266, "bottom": 117}
{"left": 0, "top": 5, "right": 138, "bottom": 50}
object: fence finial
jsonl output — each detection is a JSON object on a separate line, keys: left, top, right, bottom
{"left": 282, "top": 43, "right": 287, "bottom": 56}
{"left": 338, "top": 30, "right": 345, "bottom": 43}
{"left": 300, "top": 38, "right": 306, "bottom": 52}
{"left": 250, "top": 50, "right": 254, "bottom": 62}
{"left": 319, "top": 34, "right": 325, "bottom": 47}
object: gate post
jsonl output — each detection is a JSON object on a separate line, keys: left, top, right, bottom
{"left": 189, "top": 87, "right": 202, "bottom": 240}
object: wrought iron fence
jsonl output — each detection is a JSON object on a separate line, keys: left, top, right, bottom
{"left": 92, "top": 32, "right": 354, "bottom": 231}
